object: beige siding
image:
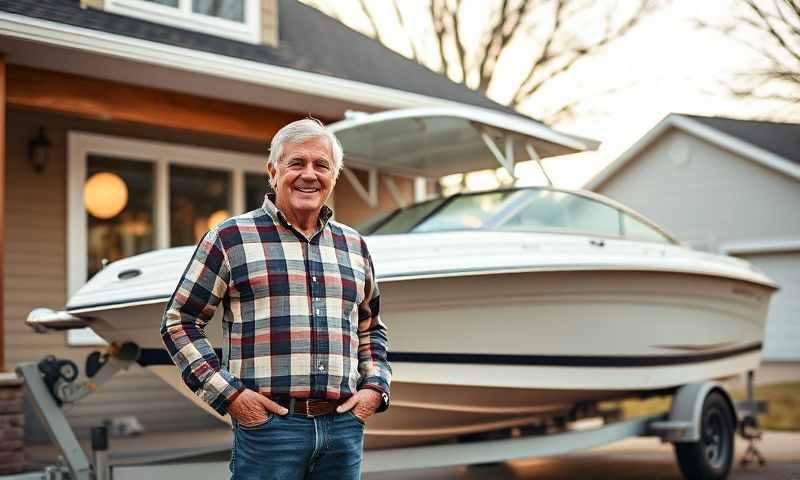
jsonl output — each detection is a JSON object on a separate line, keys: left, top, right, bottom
{"left": 261, "top": 0, "right": 278, "bottom": 47}
{"left": 595, "top": 129, "right": 800, "bottom": 251}
{"left": 80, "top": 0, "right": 104, "bottom": 9}
{"left": 3, "top": 108, "right": 269, "bottom": 440}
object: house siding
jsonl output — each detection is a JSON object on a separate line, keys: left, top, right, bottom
{"left": 592, "top": 127, "right": 800, "bottom": 360}
{"left": 261, "top": 0, "right": 278, "bottom": 47}
{"left": 4, "top": 108, "right": 271, "bottom": 441}
{"left": 79, "top": 0, "right": 104, "bottom": 9}
{"left": 594, "top": 129, "right": 800, "bottom": 250}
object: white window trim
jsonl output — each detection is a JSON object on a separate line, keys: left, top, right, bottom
{"left": 105, "top": 0, "right": 262, "bottom": 44}
{"left": 67, "top": 131, "right": 266, "bottom": 345}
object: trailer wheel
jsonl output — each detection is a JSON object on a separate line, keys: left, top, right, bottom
{"left": 674, "top": 391, "right": 734, "bottom": 480}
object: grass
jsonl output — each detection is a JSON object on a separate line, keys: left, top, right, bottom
{"left": 600, "top": 382, "right": 800, "bottom": 431}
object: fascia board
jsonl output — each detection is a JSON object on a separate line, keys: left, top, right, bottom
{"left": 670, "top": 115, "right": 800, "bottom": 182}
{"left": 585, "top": 113, "right": 800, "bottom": 191}
{"left": 583, "top": 114, "right": 677, "bottom": 191}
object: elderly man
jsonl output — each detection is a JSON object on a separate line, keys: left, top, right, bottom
{"left": 160, "top": 118, "right": 391, "bottom": 480}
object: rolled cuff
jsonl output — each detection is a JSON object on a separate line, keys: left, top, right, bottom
{"left": 198, "top": 370, "right": 246, "bottom": 415}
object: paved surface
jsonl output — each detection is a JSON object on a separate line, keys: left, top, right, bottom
{"left": 364, "top": 431, "right": 800, "bottom": 479}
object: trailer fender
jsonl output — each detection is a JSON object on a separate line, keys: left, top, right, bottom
{"left": 649, "top": 382, "right": 737, "bottom": 443}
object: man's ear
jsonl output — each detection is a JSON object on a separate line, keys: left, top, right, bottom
{"left": 266, "top": 162, "right": 277, "bottom": 188}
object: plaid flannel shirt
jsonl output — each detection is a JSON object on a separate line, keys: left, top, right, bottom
{"left": 160, "top": 194, "right": 391, "bottom": 415}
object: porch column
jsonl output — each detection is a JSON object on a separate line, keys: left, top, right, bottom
{"left": 0, "top": 54, "right": 5, "bottom": 372}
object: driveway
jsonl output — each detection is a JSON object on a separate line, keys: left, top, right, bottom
{"left": 364, "top": 431, "right": 800, "bottom": 479}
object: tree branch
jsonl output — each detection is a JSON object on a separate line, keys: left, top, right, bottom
{"left": 744, "top": 0, "right": 800, "bottom": 63}
{"left": 430, "top": 0, "right": 450, "bottom": 75}
{"left": 391, "top": 0, "right": 421, "bottom": 63}
{"left": 358, "top": 0, "right": 388, "bottom": 45}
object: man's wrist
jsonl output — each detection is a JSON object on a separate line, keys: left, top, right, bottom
{"left": 361, "top": 385, "right": 390, "bottom": 412}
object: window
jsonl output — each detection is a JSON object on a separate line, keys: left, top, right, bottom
{"left": 622, "top": 213, "right": 671, "bottom": 244}
{"left": 414, "top": 191, "right": 515, "bottom": 233}
{"left": 68, "top": 132, "right": 266, "bottom": 345}
{"left": 106, "top": 0, "right": 261, "bottom": 44}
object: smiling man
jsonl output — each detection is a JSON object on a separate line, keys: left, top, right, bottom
{"left": 160, "top": 118, "right": 391, "bottom": 480}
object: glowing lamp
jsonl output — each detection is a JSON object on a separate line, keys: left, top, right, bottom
{"left": 84, "top": 172, "right": 129, "bottom": 219}
{"left": 207, "top": 209, "right": 230, "bottom": 229}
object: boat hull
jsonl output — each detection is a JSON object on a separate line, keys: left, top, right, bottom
{"left": 80, "top": 267, "right": 771, "bottom": 449}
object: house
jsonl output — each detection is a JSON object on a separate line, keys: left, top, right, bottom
{"left": 586, "top": 113, "right": 800, "bottom": 364}
{"left": 0, "top": 0, "right": 596, "bottom": 442}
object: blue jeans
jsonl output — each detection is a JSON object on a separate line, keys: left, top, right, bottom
{"left": 230, "top": 410, "right": 365, "bottom": 480}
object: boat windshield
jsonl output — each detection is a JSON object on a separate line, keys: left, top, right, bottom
{"left": 359, "top": 188, "right": 675, "bottom": 244}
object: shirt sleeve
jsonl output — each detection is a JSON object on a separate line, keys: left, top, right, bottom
{"left": 356, "top": 237, "right": 392, "bottom": 405}
{"left": 160, "top": 228, "right": 244, "bottom": 415}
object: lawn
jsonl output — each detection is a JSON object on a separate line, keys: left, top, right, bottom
{"left": 602, "top": 382, "right": 800, "bottom": 431}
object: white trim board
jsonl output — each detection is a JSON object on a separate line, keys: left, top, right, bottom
{"left": 720, "top": 238, "right": 800, "bottom": 255}
{"left": 585, "top": 114, "right": 800, "bottom": 191}
{"left": 105, "top": 0, "right": 262, "bottom": 44}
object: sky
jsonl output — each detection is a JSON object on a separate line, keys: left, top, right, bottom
{"left": 305, "top": 0, "right": 800, "bottom": 190}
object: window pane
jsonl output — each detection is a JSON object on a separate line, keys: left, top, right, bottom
{"left": 364, "top": 198, "right": 446, "bottom": 235}
{"left": 500, "top": 191, "right": 621, "bottom": 237}
{"left": 193, "top": 0, "right": 244, "bottom": 22}
{"left": 86, "top": 156, "right": 155, "bottom": 279}
{"left": 623, "top": 214, "right": 671, "bottom": 243}
{"left": 414, "top": 191, "right": 514, "bottom": 233}
{"left": 143, "top": 0, "right": 179, "bottom": 6}
{"left": 170, "top": 165, "right": 232, "bottom": 247}
{"left": 245, "top": 172, "right": 270, "bottom": 212}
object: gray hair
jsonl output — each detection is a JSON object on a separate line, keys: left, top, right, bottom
{"left": 267, "top": 118, "right": 344, "bottom": 181}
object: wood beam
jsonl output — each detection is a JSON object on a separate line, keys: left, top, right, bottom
{"left": 6, "top": 65, "right": 311, "bottom": 141}
{"left": 0, "top": 55, "right": 6, "bottom": 372}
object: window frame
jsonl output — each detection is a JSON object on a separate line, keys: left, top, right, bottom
{"left": 67, "top": 132, "right": 267, "bottom": 345}
{"left": 105, "top": 0, "right": 262, "bottom": 44}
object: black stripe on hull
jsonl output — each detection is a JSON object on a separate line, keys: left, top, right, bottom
{"left": 138, "top": 343, "right": 761, "bottom": 368}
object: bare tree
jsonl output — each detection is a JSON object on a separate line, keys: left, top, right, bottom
{"left": 696, "top": 0, "right": 800, "bottom": 104}
{"left": 300, "top": 0, "right": 657, "bottom": 124}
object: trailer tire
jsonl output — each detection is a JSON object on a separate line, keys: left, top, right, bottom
{"left": 674, "top": 391, "right": 734, "bottom": 480}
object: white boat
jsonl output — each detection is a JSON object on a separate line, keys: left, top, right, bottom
{"left": 28, "top": 108, "right": 777, "bottom": 450}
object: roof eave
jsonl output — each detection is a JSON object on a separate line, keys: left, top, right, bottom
{"left": 0, "top": 11, "right": 598, "bottom": 155}
{"left": 585, "top": 113, "right": 800, "bottom": 191}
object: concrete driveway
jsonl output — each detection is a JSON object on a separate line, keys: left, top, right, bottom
{"left": 365, "top": 431, "right": 800, "bottom": 479}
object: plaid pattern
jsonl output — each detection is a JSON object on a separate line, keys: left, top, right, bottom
{"left": 161, "top": 194, "right": 391, "bottom": 415}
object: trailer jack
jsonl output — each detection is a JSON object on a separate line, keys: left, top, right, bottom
{"left": 14, "top": 343, "right": 140, "bottom": 480}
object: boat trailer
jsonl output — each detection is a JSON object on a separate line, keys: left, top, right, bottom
{"left": 4, "top": 345, "right": 767, "bottom": 480}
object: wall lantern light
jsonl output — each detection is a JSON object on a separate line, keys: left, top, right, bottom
{"left": 84, "top": 172, "right": 129, "bottom": 219}
{"left": 29, "top": 127, "right": 52, "bottom": 174}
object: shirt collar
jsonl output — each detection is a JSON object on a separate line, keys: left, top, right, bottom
{"left": 261, "top": 192, "right": 334, "bottom": 231}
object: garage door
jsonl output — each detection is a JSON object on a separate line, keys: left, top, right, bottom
{"left": 737, "top": 252, "right": 800, "bottom": 360}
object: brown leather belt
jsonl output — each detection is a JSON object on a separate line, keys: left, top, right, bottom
{"left": 271, "top": 397, "right": 346, "bottom": 418}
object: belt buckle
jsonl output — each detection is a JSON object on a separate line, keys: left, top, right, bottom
{"left": 301, "top": 399, "right": 318, "bottom": 419}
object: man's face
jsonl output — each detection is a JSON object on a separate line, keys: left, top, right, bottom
{"left": 268, "top": 137, "right": 335, "bottom": 219}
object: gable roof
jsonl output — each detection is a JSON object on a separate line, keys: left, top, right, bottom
{"left": 0, "top": 0, "right": 523, "bottom": 118}
{"left": 685, "top": 115, "right": 800, "bottom": 167}
{"left": 585, "top": 113, "right": 800, "bottom": 191}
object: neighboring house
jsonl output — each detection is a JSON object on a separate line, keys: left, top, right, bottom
{"left": 586, "top": 113, "right": 800, "bottom": 363}
{"left": 0, "top": 0, "right": 596, "bottom": 441}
